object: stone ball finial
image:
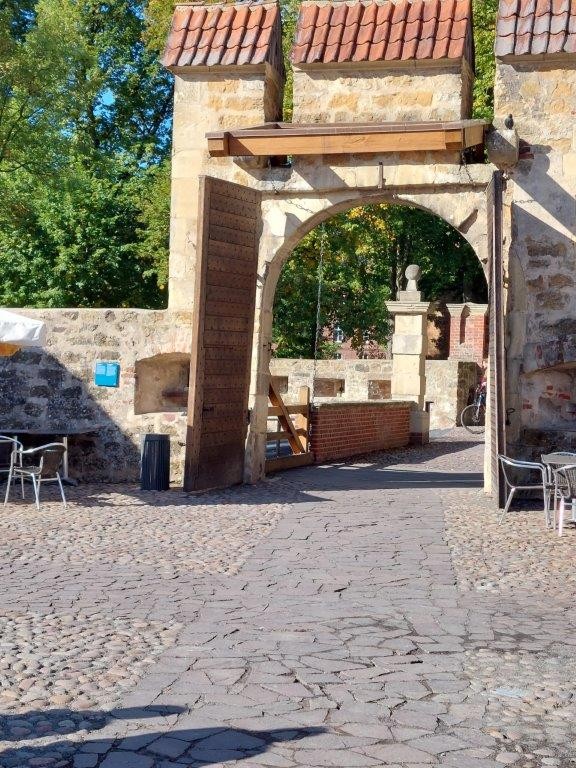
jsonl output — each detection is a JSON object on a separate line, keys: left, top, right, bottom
{"left": 405, "top": 264, "right": 421, "bottom": 292}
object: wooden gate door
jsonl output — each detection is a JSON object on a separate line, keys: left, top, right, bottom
{"left": 184, "top": 176, "right": 261, "bottom": 492}
{"left": 487, "top": 170, "right": 506, "bottom": 507}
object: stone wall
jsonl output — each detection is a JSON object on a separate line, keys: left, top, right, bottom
{"left": 270, "top": 358, "right": 393, "bottom": 401}
{"left": 0, "top": 308, "right": 476, "bottom": 484}
{"left": 425, "top": 360, "right": 479, "bottom": 430}
{"left": 270, "top": 358, "right": 480, "bottom": 430}
{"left": 310, "top": 400, "right": 411, "bottom": 463}
{"left": 292, "top": 62, "right": 473, "bottom": 124}
{"left": 495, "top": 58, "right": 576, "bottom": 455}
{"left": 169, "top": 65, "right": 283, "bottom": 310}
{"left": 0, "top": 309, "right": 194, "bottom": 483}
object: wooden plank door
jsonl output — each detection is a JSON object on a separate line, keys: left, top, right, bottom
{"left": 487, "top": 170, "right": 506, "bottom": 507}
{"left": 184, "top": 177, "right": 261, "bottom": 492}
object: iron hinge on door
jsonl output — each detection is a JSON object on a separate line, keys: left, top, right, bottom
{"left": 247, "top": 409, "right": 252, "bottom": 425}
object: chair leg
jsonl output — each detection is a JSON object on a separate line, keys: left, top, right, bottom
{"left": 559, "top": 497, "right": 565, "bottom": 537}
{"left": 20, "top": 473, "right": 24, "bottom": 499}
{"left": 3, "top": 468, "right": 12, "bottom": 506}
{"left": 56, "top": 473, "right": 67, "bottom": 508}
{"left": 544, "top": 489, "right": 551, "bottom": 528}
{"left": 31, "top": 474, "right": 40, "bottom": 511}
{"left": 499, "top": 487, "right": 515, "bottom": 524}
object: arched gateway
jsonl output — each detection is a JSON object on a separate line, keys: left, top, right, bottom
{"left": 163, "top": 0, "right": 576, "bottom": 500}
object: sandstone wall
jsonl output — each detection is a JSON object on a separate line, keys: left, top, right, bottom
{"left": 292, "top": 62, "right": 473, "bottom": 124}
{"left": 0, "top": 309, "right": 194, "bottom": 483}
{"left": 425, "top": 360, "right": 479, "bottom": 429}
{"left": 495, "top": 59, "right": 576, "bottom": 454}
{"left": 170, "top": 65, "right": 282, "bottom": 310}
{"left": 270, "top": 358, "right": 480, "bottom": 430}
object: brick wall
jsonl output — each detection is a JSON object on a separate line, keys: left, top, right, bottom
{"left": 310, "top": 401, "right": 411, "bottom": 463}
{"left": 448, "top": 312, "right": 488, "bottom": 364}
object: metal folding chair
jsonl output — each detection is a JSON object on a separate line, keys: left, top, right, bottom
{"left": 498, "top": 455, "right": 552, "bottom": 526}
{"left": 0, "top": 435, "right": 22, "bottom": 476}
{"left": 4, "top": 443, "right": 67, "bottom": 510}
{"left": 552, "top": 464, "right": 576, "bottom": 537}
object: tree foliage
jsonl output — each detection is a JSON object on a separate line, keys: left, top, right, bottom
{"left": 472, "top": 0, "right": 499, "bottom": 120}
{"left": 273, "top": 204, "right": 487, "bottom": 359}
{"left": 0, "top": 0, "right": 498, "bottom": 312}
{"left": 0, "top": 0, "right": 172, "bottom": 308}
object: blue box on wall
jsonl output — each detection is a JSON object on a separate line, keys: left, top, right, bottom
{"left": 94, "top": 361, "right": 120, "bottom": 388}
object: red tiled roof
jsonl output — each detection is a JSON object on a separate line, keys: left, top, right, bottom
{"left": 496, "top": 0, "right": 576, "bottom": 57}
{"left": 162, "top": 1, "right": 283, "bottom": 71}
{"left": 291, "top": 0, "right": 474, "bottom": 66}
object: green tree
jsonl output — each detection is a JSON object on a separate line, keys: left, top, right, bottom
{"left": 273, "top": 204, "right": 486, "bottom": 358}
{"left": 0, "top": 0, "right": 89, "bottom": 175}
{"left": 0, "top": 0, "right": 173, "bottom": 308}
{"left": 473, "top": 0, "right": 498, "bottom": 120}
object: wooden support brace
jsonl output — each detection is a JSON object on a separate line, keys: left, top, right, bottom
{"left": 268, "top": 380, "right": 306, "bottom": 455}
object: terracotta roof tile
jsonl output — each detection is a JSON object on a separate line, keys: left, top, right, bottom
{"left": 389, "top": 0, "right": 409, "bottom": 46}
{"left": 447, "top": 33, "right": 465, "bottom": 56}
{"left": 323, "top": 3, "right": 346, "bottom": 59}
{"left": 291, "top": 0, "right": 473, "bottom": 66}
{"left": 432, "top": 32, "right": 450, "bottom": 57}
{"left": 416, "top": 35, "right": 435, "bottom": 56}
{"left": 422, "top": 0, "right": 440, "bottom": 22}
{"left": 496, "top": 0, "right": 576, "bottom": 55}
{"left": 370, "top": 1, "right": 390, "bottom": 44}
{"left": 163, "top": 1, "right": 283, "bottom": 71}
{"left": 356, "top": 0, "right": 378, "bottom": 53}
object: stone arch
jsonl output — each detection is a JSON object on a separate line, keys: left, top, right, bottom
{"left": 244, "top": 184, "right": 490, "bottom": 482}
{"left": 258, "top": 187, "right": 488, "bottom": 349}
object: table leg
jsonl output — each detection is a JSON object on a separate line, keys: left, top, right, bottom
{"left": 62, "top": 435, "right": 69, "bottom": 480}
{"left": 61, "top": 436, "right": 78, "bottom": 486}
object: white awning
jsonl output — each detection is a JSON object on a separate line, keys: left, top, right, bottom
{"left": 0, "top": 310, "right": 47, "bottom": 348}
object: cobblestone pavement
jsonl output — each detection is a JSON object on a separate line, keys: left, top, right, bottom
{"left": 2, "top": 430, "right": 576, "bottom": 767}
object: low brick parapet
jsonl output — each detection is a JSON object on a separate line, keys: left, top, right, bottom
{"left": 310, "top": 400, "right": 412, "bottom": 463}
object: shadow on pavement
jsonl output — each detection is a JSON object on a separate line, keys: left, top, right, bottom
{"left": 0, "top": 711, "right": 324, "bottom": 767}
{"left": 6, "top": 434, "right": 484, "bottom": 509}
{"left": 0, "top": 705, "right": 185, "bottom": 744}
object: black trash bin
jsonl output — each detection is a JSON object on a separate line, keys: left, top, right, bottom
{"left": 140, "top": 433, "right": 170, "bottom": 491}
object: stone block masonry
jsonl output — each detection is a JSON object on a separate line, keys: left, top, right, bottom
{"left": 310, "top": 400, "right": 411, "bottom": 463}
{"left": 0, "top": 308, "right": 194, "bottom": 483}
{"left": 495, "top": 56, "right": 576, "bottom": 456}
{"left": 270, "top": 358, "right": 479, "bottom": 430}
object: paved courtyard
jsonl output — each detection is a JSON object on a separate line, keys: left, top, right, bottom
{"left": 1, "top": 430, "right": 576, "bottom": 767}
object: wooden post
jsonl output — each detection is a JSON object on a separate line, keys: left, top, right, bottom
{"left": 295, "top": 386, "right": 310, "bottom": 452}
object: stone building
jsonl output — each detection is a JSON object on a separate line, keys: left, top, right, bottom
{"left": 0, "top": 0, "right": 573, "bottom": 493}
{"left": 494, "top": 0, "right": 576, "bottom": 457}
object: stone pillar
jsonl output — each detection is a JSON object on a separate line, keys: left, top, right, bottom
{"left": 386, "top": 265, "right": 433, "bottom": 445}
{"left": 446, "top": 303, "right": 488, "bottom": 365}
{"left": 162, "top": 2, "right": 284, "bottom": 311}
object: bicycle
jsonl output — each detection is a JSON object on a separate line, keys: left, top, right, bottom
{"left": 460, "top": 383, "right": 486, "bottom": 434}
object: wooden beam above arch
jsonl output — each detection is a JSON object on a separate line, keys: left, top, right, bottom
{"left": 206, "top": 120, "right": 490, "bottom": 158}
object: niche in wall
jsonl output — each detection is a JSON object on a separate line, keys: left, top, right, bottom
{"left": 314, "top": 378, "right": 345, "bottom": 397}
{"left": 271, "top": 376, "right": 288, "bottom": 394}
{"left": 134, "top": 353, "right": 190, "bottom": 414}
{"left": 368, "top": 379, "right": 392, "bottom": 400}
